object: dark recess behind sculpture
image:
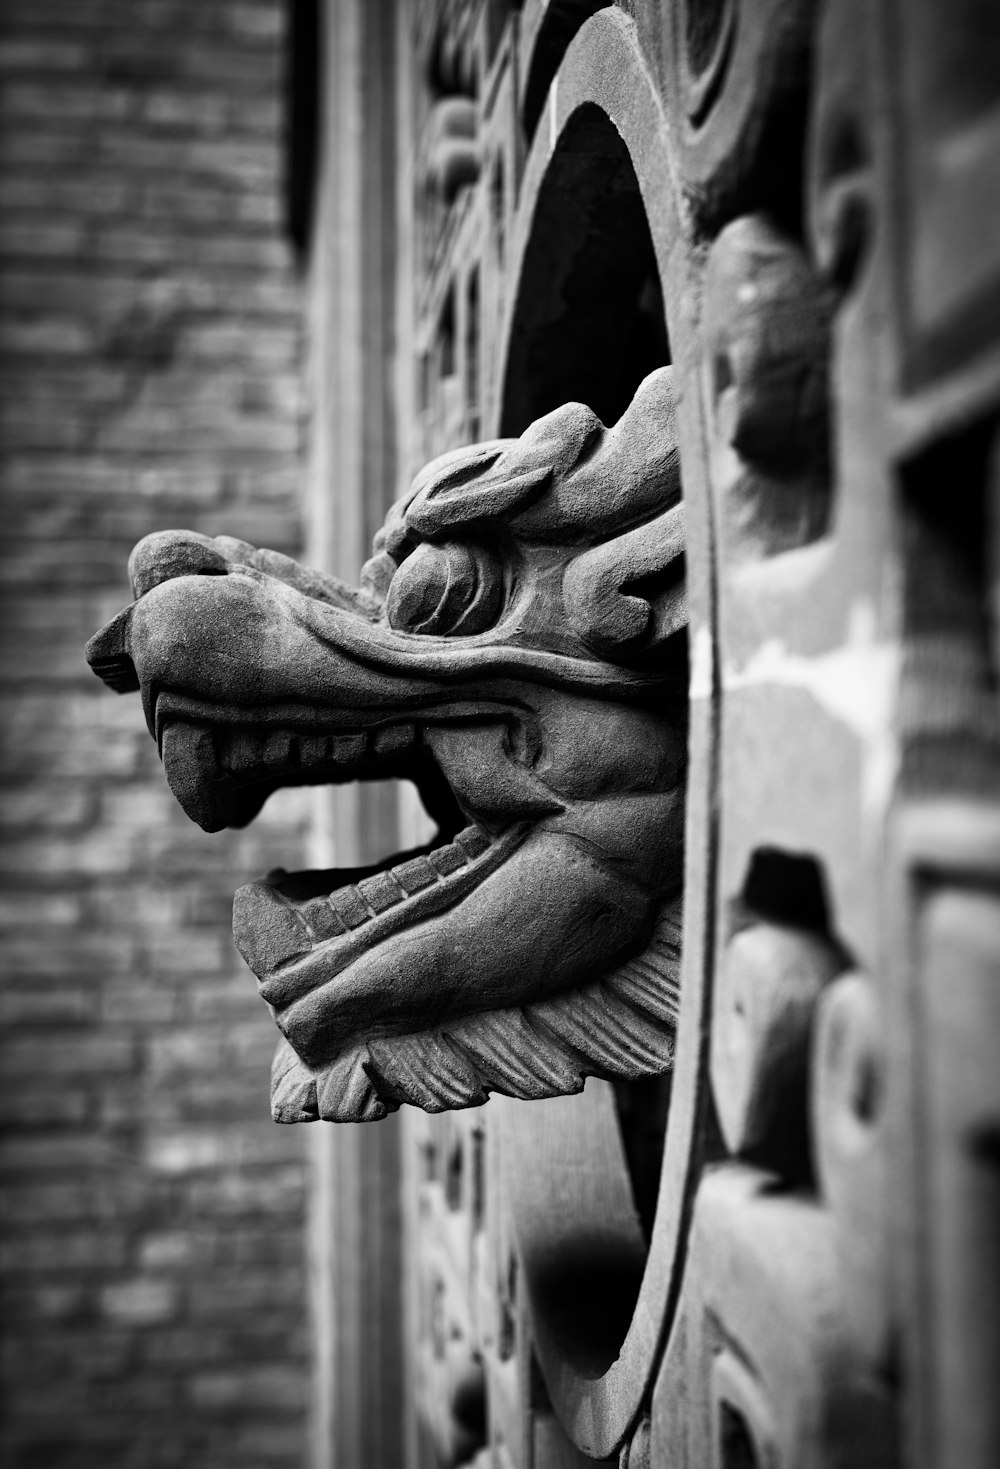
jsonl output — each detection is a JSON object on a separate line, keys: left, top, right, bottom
{"left": 501, "top": 104, "right": 670, "bottom": 434}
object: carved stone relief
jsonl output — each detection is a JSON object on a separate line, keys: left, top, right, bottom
{"left": 84, "top": 0, "right": 1000, "bottom": 1464}
{"left": 87, "top": 369, "right": 686, "bottom": 1123}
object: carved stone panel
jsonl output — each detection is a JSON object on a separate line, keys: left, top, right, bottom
{"left": 85, "top": 1, "right": 1000, "bottom": 1465}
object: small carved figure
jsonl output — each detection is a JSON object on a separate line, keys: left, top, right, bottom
{"left": 87, "top": 369, "right": 686, "bottom": 1121}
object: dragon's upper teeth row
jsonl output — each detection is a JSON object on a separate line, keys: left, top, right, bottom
{"left": 220, "top": 724, "right": 418, "bottom": 776}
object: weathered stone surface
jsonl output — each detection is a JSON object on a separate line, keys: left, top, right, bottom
{"left": 58, "top": 2, "right": 1000, "bottom": 1466}
{"left": 89, "top": 369, "right": 687, "bottom": 1121}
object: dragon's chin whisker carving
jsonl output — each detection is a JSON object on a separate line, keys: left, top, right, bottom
{"left": 86, "top": 367, "right": 688, "bottom": 1123}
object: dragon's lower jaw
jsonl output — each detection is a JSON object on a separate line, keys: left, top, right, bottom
{"left": 233, "top": 820, "right": 529, "bottom": 1018}
{"left": 234, "top": 819, "right": 661, "bottom": 1072}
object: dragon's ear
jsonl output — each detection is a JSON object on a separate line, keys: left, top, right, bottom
{"left": 563, "top": 501, "right": 686, "bottom": 664}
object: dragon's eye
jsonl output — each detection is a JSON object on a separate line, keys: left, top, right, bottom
{"left": 386, "top": 540, "right": 502, "bottom": 636}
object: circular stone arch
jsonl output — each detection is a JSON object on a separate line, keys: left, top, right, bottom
{"left": 492, "top": 10, "right": 719, "bottom": 1460}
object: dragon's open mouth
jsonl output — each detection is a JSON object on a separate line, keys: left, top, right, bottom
{"left": 150, "top": 693, "right": 572, "bottom": 1058}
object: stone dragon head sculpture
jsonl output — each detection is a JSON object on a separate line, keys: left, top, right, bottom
{"left": 87, "top": 368, "right": 687, "bottom": 1122}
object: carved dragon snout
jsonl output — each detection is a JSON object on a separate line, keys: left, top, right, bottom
{"left": 87, "top": 368, "right": 687, "bottom": 1122}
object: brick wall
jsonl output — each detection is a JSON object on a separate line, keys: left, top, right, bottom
{"left": 0, "top": 3, "right": 310, "bottom": 1465}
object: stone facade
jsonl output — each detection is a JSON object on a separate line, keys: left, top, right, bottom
{"left": 5, "top": 2, "right": 1000, "bottom": 1467}
{"left": 296, "top": 4, "right": 1000, "bottom": 1468}
{"left": 0, "top": 4, "right": 309, "bottom": 1465}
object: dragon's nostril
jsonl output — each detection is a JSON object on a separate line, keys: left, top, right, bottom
{"left": 128, "top": 529, "right": 230, "bottom": 601}
{"left": 386, "top": 540, "right": 502, "bottom": 637}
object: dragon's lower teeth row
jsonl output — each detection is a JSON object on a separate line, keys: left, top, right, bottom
{"left": 294, "top": 826, "right": 492, "bottom": 941}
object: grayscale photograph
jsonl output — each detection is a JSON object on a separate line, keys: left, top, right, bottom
{"left": 1, "top": 2, "right": 997, "bottom": 1467}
